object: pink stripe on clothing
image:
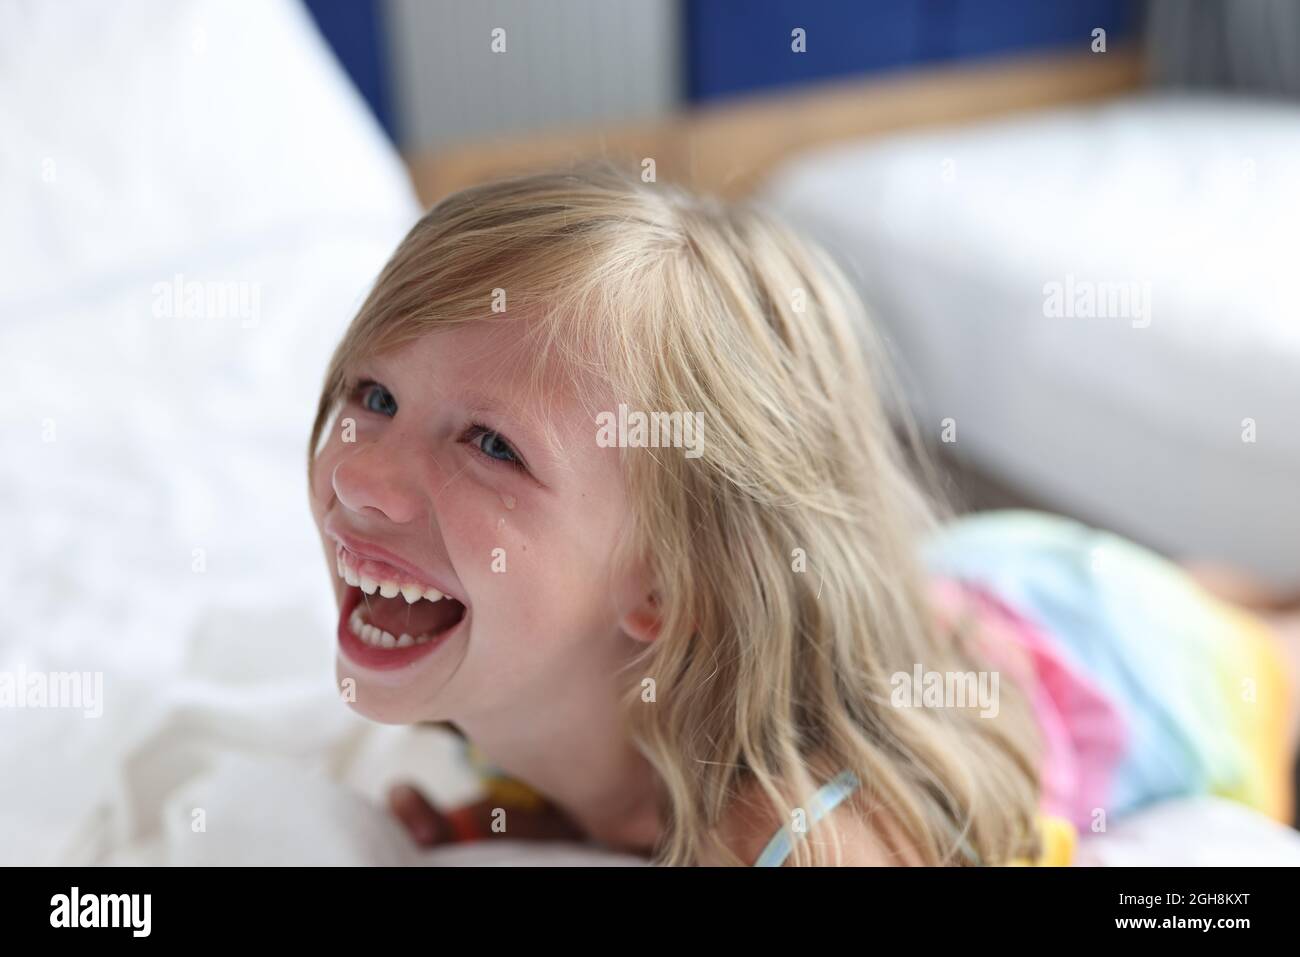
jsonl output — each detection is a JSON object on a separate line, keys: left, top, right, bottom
{"left": 931, "top": 579, "right": 1128, "bottom": 829}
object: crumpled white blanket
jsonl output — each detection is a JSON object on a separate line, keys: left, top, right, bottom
{"left": 108, "top": 746, "right": 1300, "bottom": 867}
{"left": 124, "top": 753, "right": 647, "bottom": 867}
{"left": 0, "top": 0, "right": 424, "bottom": 865}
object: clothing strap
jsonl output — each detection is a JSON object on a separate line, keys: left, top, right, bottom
{"left": 751, "top": 769, "right": 984, "bottom": 866}
{"left": 752, "top": 769, "right": 864, "bottom": 866}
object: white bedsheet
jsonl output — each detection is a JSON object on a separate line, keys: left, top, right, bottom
{"left": 0, "top": 0, "right": 431, "bottom": 865}
{"left": 111, "top": 752, "right": 1300, "bottom": 867}
{"left": 760, "top": 94, "right": 1300, "bottom": 586}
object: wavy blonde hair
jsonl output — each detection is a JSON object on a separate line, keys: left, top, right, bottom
{"left": 309, "top": 164, "right": 1043, "bottom": 866}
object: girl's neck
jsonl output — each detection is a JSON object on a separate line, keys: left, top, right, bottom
{"left": 569, "top": 772, "right": 664, "bottom": 855}
{"left": 455, "top": 706, "right": 666, "bottom": 858}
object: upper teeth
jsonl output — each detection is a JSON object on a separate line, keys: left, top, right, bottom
{"left": 336, "top": 554, "right": 444, "bottom": 603}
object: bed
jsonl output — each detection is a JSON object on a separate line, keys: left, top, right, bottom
{"left": 2, "top": 0, "right": 1297, "bottom": 866}
{"left": 759, "top": 93, "right": 1300, "bottom": 587}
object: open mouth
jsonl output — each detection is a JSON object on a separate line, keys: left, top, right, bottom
{"left": 345, "top": 586, "right": 466, "bottom": 648}
{"left": 333, "top": 543, "right": 467, "bottom": 668}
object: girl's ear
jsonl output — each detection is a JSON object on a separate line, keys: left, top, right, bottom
{"left": 621, "top": 591, "right": 663, "bottom": 644}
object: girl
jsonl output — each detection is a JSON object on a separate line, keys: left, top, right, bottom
{"left": 307, "top": 165, "right": 1299, "bottom": 866}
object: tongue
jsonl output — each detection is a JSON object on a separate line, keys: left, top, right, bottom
{"left": 361, "top": 593, "right": 460, "bottom": 638}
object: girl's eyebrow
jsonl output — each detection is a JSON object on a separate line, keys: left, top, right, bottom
{"left": 459, "top": 390, "right": 531, "bottom": 427}
{"left": 460, "top": 390, "right": 544, "bottom": 443}
{"left": 459, "top": 390, "right": 510, "bottom": 415}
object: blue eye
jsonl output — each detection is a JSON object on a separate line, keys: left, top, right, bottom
{"left": 467, "top": 424, "right": 526, "bottom": 471}
{"left": 359, "top": 382, "right": 397, "bottom": 417}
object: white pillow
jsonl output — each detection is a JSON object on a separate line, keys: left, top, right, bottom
{"left": 0, "top": 0, "right": 418, "bottom": 303}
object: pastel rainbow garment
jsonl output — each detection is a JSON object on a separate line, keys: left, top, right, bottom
{"left": 924, "top": 509, "right": 1295, "bottom": 863}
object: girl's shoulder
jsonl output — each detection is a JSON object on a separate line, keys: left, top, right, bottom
{"left": 710, "top": 767, "right": 924, "bottom": 866}
{"left": 715, "top": 780, "right": 1075, "bottom": 866}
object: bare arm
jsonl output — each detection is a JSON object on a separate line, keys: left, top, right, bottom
{"left": 387, "top": 782, "right": 586, "bottom": 848}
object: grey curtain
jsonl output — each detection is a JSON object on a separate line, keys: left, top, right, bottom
{"left": 1147, "top": 0, "right": 1300, "bottom": 97}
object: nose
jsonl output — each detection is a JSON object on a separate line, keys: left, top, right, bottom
{"left": 331, "top": 431, "right": 430, "bottom": 526}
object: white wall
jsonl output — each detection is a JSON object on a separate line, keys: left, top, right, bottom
{"left": 385, "top": 0, "right": 680, "bottom": 149}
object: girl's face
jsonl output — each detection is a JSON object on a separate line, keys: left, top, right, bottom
{"left": 309, "top": 320, "right": 653, "bottom": 724}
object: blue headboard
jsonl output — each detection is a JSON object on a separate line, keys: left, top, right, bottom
{"left": 301, "top": 0, "right": 397, "bottom": 140}
{"left": 684, "top": 0, "right": 1140, "bottom": 102}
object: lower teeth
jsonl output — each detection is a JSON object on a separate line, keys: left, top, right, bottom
{"left": 348, "top": 607, "right": 439, "bottom": 649}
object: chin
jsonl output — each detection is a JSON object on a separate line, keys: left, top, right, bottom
{"left": 334, "top": 659, "right": 445, "bottom": 724}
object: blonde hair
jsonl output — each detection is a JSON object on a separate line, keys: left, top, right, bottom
{"left": 309, "top": 164, "right": 1043, "bottom": 866}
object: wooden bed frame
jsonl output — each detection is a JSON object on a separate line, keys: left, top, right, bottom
{"left": 404, "top": 48, "right": 1145, "bottom": 207}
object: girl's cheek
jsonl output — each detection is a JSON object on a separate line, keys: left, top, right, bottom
{"left": 309, "top": 438, "right": 348, "bottom": 514}
{"left": 310, "top": 446, "right": 335, "bottom": 495}
{"left": 437, "top": 486, "right": 532, "bottom": 590}
{"left": 309, "top": 460, "right": 329, "bottom": 514}
{"left": 458, "top": 486, "right": 515, "bottom": 551}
